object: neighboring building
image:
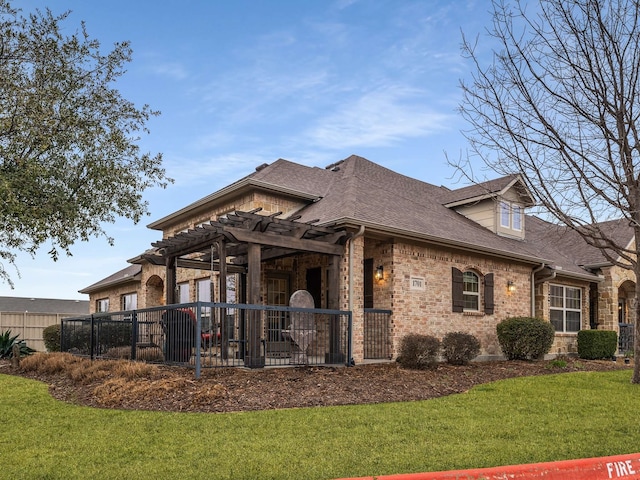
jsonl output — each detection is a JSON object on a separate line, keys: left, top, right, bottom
{"left": 0, "top": 296, "right": 90, "bottom": 351}
{"left": 79, "top": 155, "right": 635, "bottom": 362}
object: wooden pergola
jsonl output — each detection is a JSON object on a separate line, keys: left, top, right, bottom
{"left": 144, "top": 209, "right": 349, "bottom": 367}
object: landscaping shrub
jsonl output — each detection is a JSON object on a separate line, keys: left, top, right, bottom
{"left": 0, "top": 330, "right": 35, "bottom": 358}
{"left": 43, "top": 324, "right": 61, "bottom": 352}
{"left": 61, "top": 319, "right": 132, "bottom": 355}
{"left": 397, "top": 333, "right": 441, "bottom": 369}
{"left": 97, "top": 320, "right": 133, "bottom": 349}
{"left": 442, "top": 331, "right": 481, "bottom": 365}
{"left": 62, "top": 324, "right": 93, "bottom": 354}
{"left": 496, "top": 317, "right": 555, "bottom": 360}
{"left": 577, "top": 330, "right": 618, "bottom": 360}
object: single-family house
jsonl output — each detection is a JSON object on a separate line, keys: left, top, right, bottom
{"left": 79, "top": 155, "right": 636, "bottom": 363}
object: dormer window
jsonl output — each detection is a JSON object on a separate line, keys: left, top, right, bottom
{"left": 499, "top": 201, "right": 523, "bottom": 232}
{"left": 500, "top": 201, "right": 511, "bottom": 228}
{"left": 512, "top": 205, "right": 522, "bottom": 230}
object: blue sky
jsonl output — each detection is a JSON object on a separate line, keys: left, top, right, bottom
{"left": 2, "top": 0, "right": 497, "bottom": 300}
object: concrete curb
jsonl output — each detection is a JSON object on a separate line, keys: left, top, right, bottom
{"left": 334, "top": 452, "right": 640, "bottom": 480}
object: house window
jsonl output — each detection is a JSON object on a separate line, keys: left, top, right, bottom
{"left": 197, "top": 279, "right": 211, "bottom": 302}
{"left": 500, "top": 201, "right": 511, "bottom": 227}
{"left": 500, "top": 201, "right": 523, "bottom": 231}
{"left": 463, "top": 271, "right": 480, "bottom": 311}
{"left": 197, "top": 279, "right": 212, "bottom": 331}
{"left": 267, "top": 275, "right": 289, "bottom": 341}
{"left": 452, "top": 268, "right": 494, "bottom": 314}
{"left": 121, "top": 293, "right": 137, "bottom": 311}
{"left": 96, "top": 298, "right": 109, "bottom": 313}
{"left": 512, "top": 205, "right": 522, "bottom": 230}
{"left": 177, "top": 282, "right": 190, "bottom": 303}
{"left": 550, "top": 284, "right": 582, "bottom": 332}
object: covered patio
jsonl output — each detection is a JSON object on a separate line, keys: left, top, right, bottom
{"left": 140, "top": 208, "right": 351, "bottom": 368}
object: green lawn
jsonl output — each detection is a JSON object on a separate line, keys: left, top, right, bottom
{"left": 1, "top": 370, "right": 638, "bottom": 480}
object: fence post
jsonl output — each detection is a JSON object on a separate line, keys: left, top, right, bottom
{"left": 59, "top": 319, "right": 64, "bottom": 352}
{"left": 195, "top": 303, "right": 202, "bottom": 379}
{"left": 90, "top": 315, "right": 95, "bottom": 360}
{"left": 347, "top": 312, "right": 353, "bottom": 366}
{"left": 131, "top": 311, "right": 138, "bottom": 361}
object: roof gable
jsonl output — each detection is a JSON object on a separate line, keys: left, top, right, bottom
{"left": 440, "top": 175, "right": 535, "bottom": 208}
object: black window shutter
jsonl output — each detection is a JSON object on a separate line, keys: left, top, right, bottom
{"left": 484, "top": 273, "right": 494, "bottom": 315}
{"left": 452, "top": 267, "right": 464, "bottom": 312}
{"left": 364, "top": 258, "right": 374, "bottom": 309}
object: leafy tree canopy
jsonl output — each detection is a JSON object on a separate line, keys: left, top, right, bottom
{"left": 0, "top": 1, "right": 170, "bottom": 285}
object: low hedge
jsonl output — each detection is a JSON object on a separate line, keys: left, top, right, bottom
{"left": 577, "top": 330, "right": 617, "bottom": 360}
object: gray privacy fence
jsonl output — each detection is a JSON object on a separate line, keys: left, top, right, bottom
{"left": 60, "top": 302, "right": 352, "bottom": 377}
{"left": 0, "top": 312, "right": 73, "bottom": 352}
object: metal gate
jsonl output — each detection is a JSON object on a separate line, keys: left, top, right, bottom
{"left": 618, "top": 323, "right": 634, "bottom": 354}
{"left": 364, "top": 309, "right": 392, "bottom": 359}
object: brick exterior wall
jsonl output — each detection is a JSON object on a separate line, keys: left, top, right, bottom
{"left": 88, "top": 282, "right": 141, "bottom": 314}
{"left": 86, "top": 187, "right": 634, "bottom": 363}
{"left": 378, "top": 240, "right": 531, "bottom": 360}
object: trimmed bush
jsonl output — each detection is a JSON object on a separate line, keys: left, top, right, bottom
{"left": 496, "top": 317, "right": 555, "bottom": 360}
{"left": 43, "top": 324, "right": 61, "bottom": 352}
{"left": 577, "top": 330, "right": 617, "bottom": 360}
{"left": 442, "top": 331, "right": 481, "bottom": 365}
{"left": 397, "top": 333, "right": 441, "bottom": 369}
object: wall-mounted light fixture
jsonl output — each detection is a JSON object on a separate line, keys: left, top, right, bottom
{"left": 507, "top": 280, "right": 516, "bottom": 293}
{"left": 375, "top": 265, "right": 384, "bottom": 281}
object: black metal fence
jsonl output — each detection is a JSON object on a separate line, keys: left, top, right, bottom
{"left": 364, "top": 309, "right": 392, "bottom": 360}
{"left": 61, "top": 302, "right": 352, "bottom": 377}
{"left": 619, "top": 323, "right": 634, "bottom": 354}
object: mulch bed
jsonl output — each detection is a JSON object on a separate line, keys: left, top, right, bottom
{"left": 1, "top": 357, "right": 633, "bottom": 413}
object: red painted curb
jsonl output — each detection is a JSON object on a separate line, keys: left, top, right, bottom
{"left": 335, "top": 453, "right": 640, "bottom": 480}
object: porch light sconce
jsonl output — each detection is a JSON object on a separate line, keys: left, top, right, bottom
{"left": 507, "top": 280, "right": 516, "bottom": 293}
{"left": 375, "top": 265, "right": 384, "bottom": 281}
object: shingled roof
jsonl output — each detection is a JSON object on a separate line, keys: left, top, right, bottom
{"left": 256, "top": 156, "right": 545, "bottom": 264}
{"left": 78, "top": 264, "right": 142, "bottom": 294}
{"left": 92, "top": 155, "right": 634, "bottom": 291}
{"left": 0, "top": 296, "right": 89, "bottom": 314}
{"left": 253, "top": 155, "right": 629, "bottom": 279}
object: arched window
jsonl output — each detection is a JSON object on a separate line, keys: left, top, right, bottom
{"left": 452, "top": 268, "right": 494, "bottom": 314}
{"left": 463, "top": 271, "right": 480, "bottom": 311}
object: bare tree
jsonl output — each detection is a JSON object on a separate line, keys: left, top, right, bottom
{"left": 458, "top": 0, "right": 640, "bottom": 382}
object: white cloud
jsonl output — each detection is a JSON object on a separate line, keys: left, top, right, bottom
{"left": 163, "top": 153, "right": 266, "bottom": 188}
{"left": 150, "top": 62, "right": 189, "bottom": 80}
{"left": 302, "top": 86, "right": 454, "bottom": 150}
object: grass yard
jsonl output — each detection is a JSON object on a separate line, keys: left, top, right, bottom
{"left": 1, "top": 369, "right": 638, "bottom": 479}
